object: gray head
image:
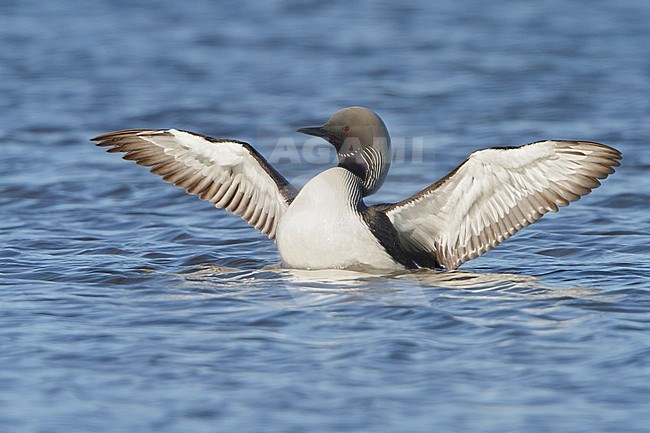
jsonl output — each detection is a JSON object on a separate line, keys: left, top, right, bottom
{"left": 297, "top": 106, "right": 391, "bottom": 196}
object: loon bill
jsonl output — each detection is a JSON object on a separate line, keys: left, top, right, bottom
{"left": 92, "top": 107, "right": 621, "bottom": 271}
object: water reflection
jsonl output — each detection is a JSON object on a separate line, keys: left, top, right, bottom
{"left": 172, "top": 262, "right": 598, "bottom": 306}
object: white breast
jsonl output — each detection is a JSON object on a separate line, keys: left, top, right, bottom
{"left": 275, "top": 167, "right": 401, "bottom": 270}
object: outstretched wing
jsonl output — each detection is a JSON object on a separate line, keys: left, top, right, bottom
{"left": 379, "top": 140, "right": 621, "bottom": 270}
{"left": 92, "top": 129, "right": 298, "bottom": 239}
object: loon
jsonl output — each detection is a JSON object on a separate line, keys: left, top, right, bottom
{"left": 92, "top": 107, "right": 621, "bottom": 270}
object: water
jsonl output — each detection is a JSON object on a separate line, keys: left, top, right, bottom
{"left": 1, "top": 1, "right": 649, "bottom": 431}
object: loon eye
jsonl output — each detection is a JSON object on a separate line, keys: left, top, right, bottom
{"left": 342, "top": 125, "right": 351, "bottom": 133}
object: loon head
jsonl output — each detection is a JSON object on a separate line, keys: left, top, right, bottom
{"left": 297, "top": 106, "right": 391, "bottom": 196}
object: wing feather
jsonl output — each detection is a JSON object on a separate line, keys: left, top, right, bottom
{"left": 92, "top": 129, "right": 298, "bottom": 239}
{"left": 382, "top": 140, "right": 621, "bottom": 269}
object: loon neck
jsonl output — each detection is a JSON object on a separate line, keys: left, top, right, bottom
{"left": 338, "top": 145, "right": 390, "bottom": 197}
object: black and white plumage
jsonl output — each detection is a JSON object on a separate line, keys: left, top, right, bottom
{"left": 377, "top": 140, "right": 621, "bottom": 270}
{"left": 93, "top": 128, "right": 297, "bottom": 239}
{"left": 92, "top": 107, "right": 621, "bottom": 271}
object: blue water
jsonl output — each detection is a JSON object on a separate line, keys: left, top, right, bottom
{"left": 1, "top": 1, "right": 649, "bottom": 432}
